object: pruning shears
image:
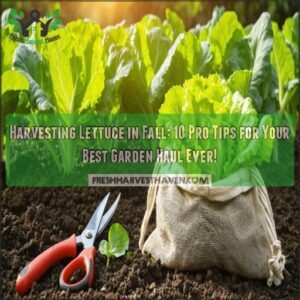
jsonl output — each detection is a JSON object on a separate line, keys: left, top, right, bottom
{"left": 16, "top": 193, "right": 120, "bottom": 294}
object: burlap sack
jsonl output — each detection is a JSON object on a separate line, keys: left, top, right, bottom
{"left": 139, "top": 167, "right": 285, "bottom": 286}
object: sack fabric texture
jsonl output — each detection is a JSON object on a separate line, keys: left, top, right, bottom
{"left": 139, "top": 167, "right": 285, "bottom": 286}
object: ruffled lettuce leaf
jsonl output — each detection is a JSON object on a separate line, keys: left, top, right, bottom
{"left": 159, "top": 74, "right": 273, "bottom": 180}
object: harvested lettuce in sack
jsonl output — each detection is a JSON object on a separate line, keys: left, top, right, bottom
{"left": 140, "top": 74, "right": 285, "bottom": 286}
{"left": 159, "top": 74, "right": 273, "bottom": 181}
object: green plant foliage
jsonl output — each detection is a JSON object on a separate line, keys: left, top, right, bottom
{"left": 1, "top": 9, "right": 299, "bottom": 115}
{"left": 1, "top": 30, "right": 18, "bottom": 73}
{"left": 271, "top": 22, "right": 298, "bottom": 113}
{"left": 13, "top": 45, "right": 53, "bottom": 112}
{"left": 7, "top": 8, "right": 23, "bottom": 33}
{"left": 13, "top": 20, "right": 104, "bottom": 113}
{"left": 159, "top": 73, "right": 274, "bottom": 180}
{"left": 227, "top": 70, "right": 252, "bottom": 98}
{"left": 209, "top": 11, "right": 244, "bottom": 71}
{"left": 2, "top": 70, "right": 29, "bottom": 95}
{"left": 1, "top": 69, "right": 30, "bottom": 161}
{"left": 2, "top": 70, "right": 29, "bottom": 116}
{"left": 99, "top": 223, "right": 129, "bottom": 267}
{"left": 164, "top": 8, "right": 185, "bottom": 41}
{"left": 283, "top": 12, "right": 299, "bottom": 68}
{"left": 247, "top": 13, "right": 273, "bottom": 110}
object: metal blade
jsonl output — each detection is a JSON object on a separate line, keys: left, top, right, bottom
{"left": 97, "top": 193, "right": 121, "bottom": 238}
{"left": 80, "top": 193, "right": 110, "bottom": 248}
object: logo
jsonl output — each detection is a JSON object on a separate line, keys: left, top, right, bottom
{"left": 8, "top": 8, "right": 62, "bottom": 44}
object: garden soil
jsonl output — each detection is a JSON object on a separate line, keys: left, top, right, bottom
{"left": 1, "top": 177, "right": 299, "bottom": 299}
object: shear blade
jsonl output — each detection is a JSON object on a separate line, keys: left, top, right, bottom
{"left": 80, "top": 193, "right": 109, "bottom": 247}
{"left": 97, "top": 193, "right": 121, "bottom": 237}
{"left": 79, "top": 193, "right": 121, "bottom": 248}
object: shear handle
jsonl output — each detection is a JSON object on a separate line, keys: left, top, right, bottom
{"left": 59, "top": 247, "right": 96, "bottom": 291}
{"left": 16, "top": 234, "right": 77, "bottom": 295}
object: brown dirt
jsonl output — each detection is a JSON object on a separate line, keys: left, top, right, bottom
{"left": 1, "top": 178, "right": 299, "bottom": 300}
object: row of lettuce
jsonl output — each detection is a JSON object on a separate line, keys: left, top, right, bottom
{"left": 1, "top": 8, "right": 299, "bottom": 180}
{"left": 2, "top": 7, "right": 299, "bottom": 115}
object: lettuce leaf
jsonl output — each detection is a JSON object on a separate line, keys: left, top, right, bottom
{"left": 13, "top": 20, "right": 105, "bottom": 113}
{"left": 227, "top": 70, "right": 252, "bottom": 98}
{"left": 271, "top": 22, "right": 298, "bottom": 112}
{"left": 13, "top": 45, "right": 53, "bottom": 111}
{"left": 283, "top": 12, "right": 299, "bottom": 74}
{"left": 150, "top": 32, "right": 212, "bottom": 109}
{"left": 209, "top": 11, "right": 244, "bottom": 72}
{"left": 164, "top": 8, "right": 185, "bottom": 41}
{"left": 98, "top": 44, "right": 150, "bottom": 113}
{"left": 2, "top": 70, "right": 29, "bottom": 95}
{"left": 2, "top": 8, "right": 299, "bottom": 117}
{"left": 129, "top": 18, "right": 171, "bottom": 85}
{"left": 247, "top": 12, "right": 273, "bottom": 110}
{"left": 1, "top": 27, "right": 18, "bottom": 73}
{"left": 159, "top": 74, "right": 273, "bottom": 180}
{"left": 2, "top": 70, "right": 30, "bottom": 115}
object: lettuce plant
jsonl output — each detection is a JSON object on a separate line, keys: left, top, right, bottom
{"left": 1, "top": 7, "right": 299, "bottom": 174}
{"left": 2, "top": 8, "right": 299, "bottom": 116}
{"left": 159, "top": 73, "right": 273, "bottom": 180}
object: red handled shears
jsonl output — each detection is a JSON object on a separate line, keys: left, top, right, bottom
{"left": 16, "top": 193, "right": 120, "bottom": 294}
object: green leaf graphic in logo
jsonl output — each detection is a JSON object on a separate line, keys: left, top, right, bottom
{"left": 45, "top": 8, "right": 62, "bottom": 31}
{"left": 10, "top": 8, "right": 17, "bottom": 17}
{"left": 49, "top": 19, "right": 62, "bottom": 31}
{"left": 18, "top": 11, "right": 24, "bottom": 19}
{"left": 53, "top": 8, "right": 60, "bottom": 17}
{"left": 8, "top": 8, "right": 24, "bottom": 33}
